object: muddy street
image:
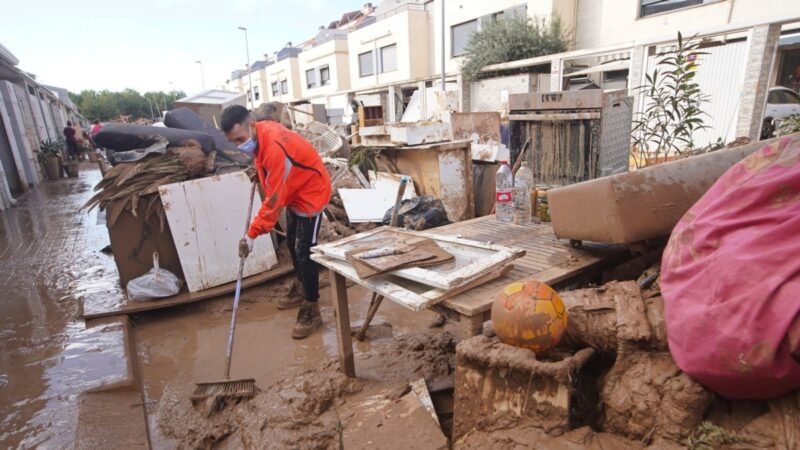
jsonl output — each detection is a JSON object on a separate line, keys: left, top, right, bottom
{"left": 0, "top": 166, "right": 125, "bottom": 448}
{"left": 135, "top": 281, "right": 443, "bottom": 448}
{"left": 0, "top": 164, "right": 449, "bottom": 448}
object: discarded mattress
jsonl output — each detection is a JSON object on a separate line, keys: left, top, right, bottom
{"left": 164, "top": 108, "right": 251, "bottom": 165}
{"left": 546, "top": 136, "right": 783, "bottom": 244}
{"left": 95, "top": 123, "right": 217, "bottom": 154}
{"left": 661, "top": 134, "right": 800, "bottom": 399}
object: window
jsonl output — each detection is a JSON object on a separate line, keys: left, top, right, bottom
{"left": 768, "top": 90, "right": 781, "bottom": 104}
{"left": 280, "top": 79, "right": 288, "bottom": 95}
{"left": 271, "top": 81, "right": 279, "bottom": 96}
{"left": 320, "top": 66, "right": 331, "bottom": 86}
{"left": 639, "top": 0, "right": 714, "bottom": 18}
{"left": 306, "top": 69, "right": 317, "bottom": 89}
{"left": 253, "top": 85, "right": 260, "bottom": 101}
{"left": 379, "top": 44, "right": 397, "bottom": 73}
{"left": 770, "top": 89, "right": 800, "bottom": 105}
{"left": 451, "top": 19, "right": 478, "bottom": 57}
{"left": 359, "top": 51, "right": 375, "bottom": 77}
{"left": 27, "top": 85, "right": 35, "bottom": 95}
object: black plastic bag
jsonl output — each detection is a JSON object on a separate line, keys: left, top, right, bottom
{"left": 382, "top": 196, "right": 450, "bottom": 230}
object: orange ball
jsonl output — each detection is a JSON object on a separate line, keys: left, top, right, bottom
{"left": 491, "top": 279, "right": 567, "bottom": 353}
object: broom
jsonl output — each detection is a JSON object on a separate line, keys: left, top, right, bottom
{"left": 191, "top": 181, "right": 258, "bottom": 412}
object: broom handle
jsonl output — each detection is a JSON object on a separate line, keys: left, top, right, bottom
{"left": 224, "top": 180, "right": 257, "bottom": 380}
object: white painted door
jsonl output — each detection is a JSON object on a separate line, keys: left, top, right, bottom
{"left": 159, "top": 171, "right": 278, "bottom": 293}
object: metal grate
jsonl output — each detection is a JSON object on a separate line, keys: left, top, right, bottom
{"left": 599, "top": 93, "right": 633, "bottom": 177}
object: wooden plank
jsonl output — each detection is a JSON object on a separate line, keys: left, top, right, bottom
{"left": 82, "top": 263, "right": 294, "bottom": 320}
{"left": 435, "top": 216, "right": 629, "bottom": 317}
{"left": 418, "top": 264, "right": 512, "bottom": 304}
{"left": 330, "top": 271, "right": 355, "bottom": 377}
{"left": 313, "top": 254, "right": 510, "bottom": 313}
{"left": 314, "top": 227, "right": 525, "bottom": 290}
{"left": 313, "top": 254, "right": 434, "bottom": 311}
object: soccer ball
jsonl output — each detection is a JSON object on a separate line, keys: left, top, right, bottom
{"left": 491, "top": 279, "right": 568, "bottom": 353}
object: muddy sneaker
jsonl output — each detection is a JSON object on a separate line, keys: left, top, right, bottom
{"left": 292, "top": 301, "right": 322, "bottom": 339}
{"left": 276, "top": 281, "right": 304, "bottom": 310}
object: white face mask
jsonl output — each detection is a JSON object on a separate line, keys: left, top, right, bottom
{"left": 238, "top": 127, "right": 257, "bottom": 155}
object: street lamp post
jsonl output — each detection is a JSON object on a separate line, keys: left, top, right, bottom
{"left": 195, "top": 60, "right": 206, "bottom": 90}
{"left": 238, "top": 26, "right": 255, "bottom": 109}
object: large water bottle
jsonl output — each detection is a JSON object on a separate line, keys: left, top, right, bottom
{"left": 514, "top": 161, "right": 533, "bottom": 225}
{"left": 496, "top": 161, "right": 513, "bottom": 223}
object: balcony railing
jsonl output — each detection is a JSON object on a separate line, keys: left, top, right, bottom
{"left": 356, "top": 2, "right": 426, "bottom": 30}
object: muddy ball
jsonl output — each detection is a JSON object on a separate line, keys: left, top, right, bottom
{"left": 491, "top": 279, "right": 567, "bottom": 353}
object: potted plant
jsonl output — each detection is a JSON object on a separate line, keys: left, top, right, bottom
{"left": 38, "top": 138, "right": 65, "bottom": 180}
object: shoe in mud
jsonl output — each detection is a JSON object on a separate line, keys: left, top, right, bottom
{"left": 277, "top": 281, "right": 304, "bottom": 310}
{"left": 292, "top": 301, "right": 322, "bottom": 339}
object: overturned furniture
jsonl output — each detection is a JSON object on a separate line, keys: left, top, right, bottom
{"left": 509, "top": 90, "right": 632, "bottom": 185}
{"left": 547, "top": 136, "right": 776, "bottom": 244}
{"left": 380, "top": 140, "right": 475, "bottom": 222}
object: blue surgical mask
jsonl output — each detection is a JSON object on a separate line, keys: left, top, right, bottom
{"left": 238, "top": 128, "right": 257, "bottom": 155}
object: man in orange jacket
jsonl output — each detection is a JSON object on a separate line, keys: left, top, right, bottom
{"left": 221, "top": 105, "right": 331, "bottom": 339}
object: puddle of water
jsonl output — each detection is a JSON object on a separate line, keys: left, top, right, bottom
{"left": 0, "top": 167, "right": 131, "bottom": 449}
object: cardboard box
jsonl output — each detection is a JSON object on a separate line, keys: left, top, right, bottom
{"left": 548, "top": 138, "right": 772, "bottom": 244}
{"left": 107, "top": 206, "right": 183, "bottom": 288}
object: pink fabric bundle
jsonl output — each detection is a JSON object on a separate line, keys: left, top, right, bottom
{"left": 661, "top": 135, "right": 800, "bottom": 399}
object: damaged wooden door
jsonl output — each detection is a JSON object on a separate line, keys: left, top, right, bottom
{"left": 159, "top": 171, "right": 278, "bottom": 292}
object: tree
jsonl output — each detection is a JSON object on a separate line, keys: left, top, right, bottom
{"left": 460, "top": 14, "right": 569, "bottom": 81}
{"left": 69, "top": 88, "right": 186, "bottom": 121}
{"left": 631, "top": 32, "right": 710, "bottom": 167}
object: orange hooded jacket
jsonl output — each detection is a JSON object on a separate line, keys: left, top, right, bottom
{"left": 247, "top": 121, "right": 331, "bottom": 239}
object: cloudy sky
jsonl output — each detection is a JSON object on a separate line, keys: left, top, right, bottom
{"left": 1, "top": 0, "right": 367, "bottom": 94}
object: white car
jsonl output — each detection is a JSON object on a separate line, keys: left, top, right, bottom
{"left": 763, "top": 87, "right": 800, "bottom": 139}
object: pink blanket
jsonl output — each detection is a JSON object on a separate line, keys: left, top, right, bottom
{"left": 661, "top": 135, "right": 800, "bottom": 399}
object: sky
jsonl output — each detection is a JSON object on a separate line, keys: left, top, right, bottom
{"left": 0, "top": 0, "right": 368, "bottom": 95}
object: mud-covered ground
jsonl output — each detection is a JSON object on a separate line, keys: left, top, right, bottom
{"left": 154, "top": 331, "right": 455, "bottom": 449}
{"left": 134, "top": 272, "right": 454, "bottom": 448}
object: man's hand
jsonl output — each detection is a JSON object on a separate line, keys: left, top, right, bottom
{"left": 239, "top": 236, "right": 254, "bottom": 258}
{"left": 245, "top": 167, "right": 258, "bottom": 182}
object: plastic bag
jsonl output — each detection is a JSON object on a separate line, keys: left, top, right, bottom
{"left": 382, "top": 196, "right": 450, "bottom": 230}
{"left": 126, "top": 252, "right": 183, "bottom": 301}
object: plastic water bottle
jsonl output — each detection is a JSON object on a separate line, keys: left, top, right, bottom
{"left": 496, "top": 161, "right": 513, "bottom": 223}
{"left": 514, "top": 161, "right": 533, "bottom": 226}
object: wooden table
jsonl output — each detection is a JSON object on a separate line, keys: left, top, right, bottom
{"left": 315, "top": 216, "right": 626, "bottom": 377}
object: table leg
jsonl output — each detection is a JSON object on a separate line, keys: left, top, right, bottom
{"left": 330, "top": 270, "right": 355, "bottom": 377}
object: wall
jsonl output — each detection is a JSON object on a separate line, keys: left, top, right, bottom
{"left": 265, "top": 57, "right": 302, "bottom": 103}
{"left": 430, "top": 0, "right": 573, "bottom": 77}
{"left": 299, "top": 37, "right": 351, "bottom": 99}
{"left": 240, "top": 69, "right": 269, "bottom": 108}
{"left": 0, "top": 81, "right": 39, "bottom": 186}
{"left": 347, "top": 8, "right": 431, "bottom": 91}
{"left": 575, "top": 0, "right": 800, "bottom": 49}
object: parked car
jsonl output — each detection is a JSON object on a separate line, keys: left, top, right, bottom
{"left": 762, "top": 87, "right": 800, "bottom": 139}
